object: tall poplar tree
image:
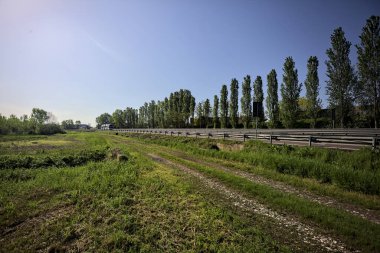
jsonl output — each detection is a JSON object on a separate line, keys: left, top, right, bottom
{"left": 266, "top": 70, "right": 280, "bottom": 128}
{"left": 305, "top": 56, "right": 321, "bottom": 128}
{"left": 356, "top": 16, "right": 380, "bottom": 128}
{"left": 190, "top": 96, "right": 196, "bottom": 127}
{"left": 196, "top": 102, "right": 203, "bottom": 128}
{"left": 229, "top": 78, "right": 239, "bottom": 128}
{"left": 204, "top": 99, "right": 211, "bottom": 128}
{"left": 281, "top": 57, "right": 302, "bottom": 128}
{"left": 253, "top": 76, "right": 265, "bottom": 122}
{"left": 213, "top": 95, "right": 219, "bottom": 128}
{"left": 241, "top": 75, "right": 252, "bottom": 128}
{"left": 326, "top": 27, "right": 356, "bottom": 128}
{"left": 220, "top": 84, "right": 229, "bottom": 128}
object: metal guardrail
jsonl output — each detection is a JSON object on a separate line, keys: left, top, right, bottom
{"left": 111, "top": 128, "right": 380, "bottom": 150}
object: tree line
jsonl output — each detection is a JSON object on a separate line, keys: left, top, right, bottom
{"left": 96, "top": 16, "right": 379, "bottom": 129}
{"left": 0, "top": 108, "right": 65, "bottom": 135}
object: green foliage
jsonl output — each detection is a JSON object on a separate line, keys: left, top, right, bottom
{"left": 266, "top": 70, "right": 280, "bottom": 128}
{"left": 212, "top": 95, "right": 219, "bottom": 129}
{"left": 241, "top": 75, "right": 252, "bottom": 128}
{"left": 0, "top": 149, "right": 107, "bottom": 169}
{"left": 356, "top": 16, "right": 380, "bottom": 128}
{"left": 253, "top": 76, "right": 265, "bottom": 122}
{"left": 96, "top": 113, "right": 113, "bottom": 128}
{"left": 196, "top": 102, "right": 203, "bottom": 128}
{"left": 37, "top": 123, "right": 65, "bottom": 135}
{"left": 203, "top": 99, "right": 211, "bottom": 128}
{"left": 112, "top": 109, "right": 126, "bottom": 129}
{"left": 190, "top": 96, "right": 196, "bottom": 126}
{"left": 61, "top": 119, "right": 75, "bottom": 130}
{"left": 31, "top": 108, "right": 49, "bottom": 124}
{"left": 326, "top": 27, "right": 356, "bottom": 128}
{"left": 0, "top": 110, "right": 64, "bottom": 135}
{"left": 229, "top": 78, "right": 239, "bottom": 128}
{"left": 220, "top": 84, "right": 229, "bottom": 128}
{"left": 280, "top": 57, "right": 302, "bottom": 128}
{"left": 304, "top": 56, "right": 322, "bottom": 128}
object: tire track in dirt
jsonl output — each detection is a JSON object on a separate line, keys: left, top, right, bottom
{"left": 166, "top": 149, "right": 380, "bottom": 225}
{"left": 147, "top": 153, "right": 353, "bottom": 253}
{"left": 116, "top": 136, "right": 379, "bottom": 224}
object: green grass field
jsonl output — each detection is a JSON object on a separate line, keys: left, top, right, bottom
{"left": 0, "top": 132, "right": 379, "bottom": 252}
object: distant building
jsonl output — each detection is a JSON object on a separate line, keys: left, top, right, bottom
{"left": 100, "top": 124, "right": 114, "bottom": 130}
{"left": 78, "top": 124, "right": 91, "bottom": 129}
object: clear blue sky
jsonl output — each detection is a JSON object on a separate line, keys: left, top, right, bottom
{"left": 0, "top": 0, "right": 379, "bottom": 126}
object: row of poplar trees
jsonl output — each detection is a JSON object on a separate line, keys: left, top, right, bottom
{"left": 98, "top": 16, "right": 379, "bottom": 129}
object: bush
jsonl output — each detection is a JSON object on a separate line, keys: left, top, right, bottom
{"left": 37, "top": 123, "right": 66, "bottom": 135}
{"left": 0, "top": 149, "right": 107, "bottom": 169}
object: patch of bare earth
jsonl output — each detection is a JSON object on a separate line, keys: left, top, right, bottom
{"left": 148, "top": 153, "right": 354, "bottom": 253}
{"left": 168, "top": 149, "right": 380, "bottom": 225}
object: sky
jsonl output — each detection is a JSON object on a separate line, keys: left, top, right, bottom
{"left": 0, "top": 0, "right": 379, "bottom": 126}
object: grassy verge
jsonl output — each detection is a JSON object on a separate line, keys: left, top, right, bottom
{"left": 127, "top": 133, "right": 380, "bottom": 194}
{"left": 122, "top": 133, "right": 380, "bottom": 210}
{"left": 157, "top": 151, "right": 380, "bottom": 253}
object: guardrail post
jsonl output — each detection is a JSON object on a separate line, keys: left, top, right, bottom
{"left": 309, "top": 136, "right": 312, "bottom": 147}
{"left": 243, "top": 134, "right": 246, "bottom": 142}
{"left": 223, "top": 133, "right": 226, "bottom": 140}
{"left": 270, "top": 135, "right": 272, "bottom": 145}
{"left": 373, "top": 137, "right": 377, "bottom": 150}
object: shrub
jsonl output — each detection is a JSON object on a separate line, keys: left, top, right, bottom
{"left": 0, "top": 149, "right": 107, "bottom": 169}
{"left": 37, "top": 123, "right": 66, "bottom": 135}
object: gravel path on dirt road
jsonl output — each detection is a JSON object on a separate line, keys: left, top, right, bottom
{"left": 167, "top": 149, "right": 380, "bottom": 225}
{"left": 148, "top": 153, "right": 353, "bottom": 253}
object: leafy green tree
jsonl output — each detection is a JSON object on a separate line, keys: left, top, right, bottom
{"left": 196, "top": 102, "right": 203, "bottom": 128}
{"left": 304, "top": 56, "right": 322, "bottom": 128}
{"left": 253, "top": 76, "right": 265, "bottom": 122}
{"left": 148, "top": 100, "right": 156, "bottom": 128}
{"left": 356, "top": 16, "right": 380, "bottom": 128}
{"left": 138, "top": 104, "right": 148, "bottom": 128}
{"left": 213, "top": 95, "right": 219, "bottom": 128}
{"left": 204, "top": 99, "right": 211, "bottom": 128}
{"left": 281, "top": 57, "right": 302, "bottom": 128}
{"left": 229, "top": 78, "right": 239, "bottom": 128}
{"left": 61, "top": 119, "right": 75, "bottom": 130}
{"left": 180, "top": 89, "right": 193, "bottom": 127}
{"left": 125, "top": 107, "right": 137, "bottom": 128}
{"left": 326, "top": 27, "right": 356, "bottom": 128}
{"left": 266, "top": 70, "right": 280, "bottom": 128}
{"left": 241, "top": 75, "right": 252, "bottom": 128}
{"left": 0, "top": 114, "right": 9, "bottom": 134}
{"left": 96, "top": 113, "right": 113, "bottom": 128}
{"left": 220, "top": 84, "right": 229, "bottom": 128}
{"left": 190, "top": 96, "right": 196, "bottom": 127}
{"left": 31, "top": 108, "right": 49, "bottom": 124}
{"left": 112, "top": 109, "right": 126, "bottom": 129}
